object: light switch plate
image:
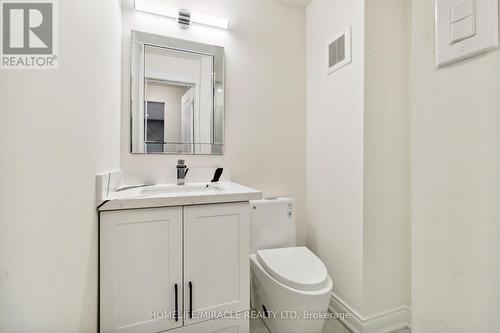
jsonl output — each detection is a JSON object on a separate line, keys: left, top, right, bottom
{"left": 436, "top": 0, "right": 499, "bottom": 67}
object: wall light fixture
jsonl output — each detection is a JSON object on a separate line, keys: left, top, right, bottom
{"left": 134, "top": 0, "right": 229, "bottom": 30}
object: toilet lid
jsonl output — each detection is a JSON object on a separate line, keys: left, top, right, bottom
{"left": 256, "top": 247, "right": 329, "bottom": 291}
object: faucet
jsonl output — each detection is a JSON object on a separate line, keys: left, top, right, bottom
{"left": 176, "top": 160, "right": 189, "bottom": 185}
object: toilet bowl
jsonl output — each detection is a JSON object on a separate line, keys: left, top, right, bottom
{"left": 250, "top": 199, "right": 333, "bottom": 333}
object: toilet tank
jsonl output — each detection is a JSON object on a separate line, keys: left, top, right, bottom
{"left": 250, "top": 197, "right": 296, "bottom": 254}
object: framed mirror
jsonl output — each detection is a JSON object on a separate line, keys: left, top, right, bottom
{"left": 130, "top": 31, "right": 224, "bottom": 155}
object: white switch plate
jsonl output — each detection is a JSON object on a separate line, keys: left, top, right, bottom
{"left": 436, "top": 0, "right": 499, "bottom": 67}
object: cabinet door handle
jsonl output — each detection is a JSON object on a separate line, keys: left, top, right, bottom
{"left": 174, "top": 283, "right": 179, "bottom": 322}
{"left": 188, "top": 281, "right": 193, "bottom": 319}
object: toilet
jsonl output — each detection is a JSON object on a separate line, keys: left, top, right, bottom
{"left": 250, "top": 198, "right": 333, "bottom": 333}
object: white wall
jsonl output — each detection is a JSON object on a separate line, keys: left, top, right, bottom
{"left": 0, "top": 0, "right": 122, "bottom": 332}
{"left": 121, "top": 0, "right": 307, "bottom": 242}
{"left": 363, "top": 0, "right": 411, "bottom": 314}
{"left": 306, "top": 0, "right": 410, "bottom": 318}
{"left": 410, "top": 0, "right": 500, "bottom": 331}
{"left": 306, "top": 0, "right": 366, "bottom": 311}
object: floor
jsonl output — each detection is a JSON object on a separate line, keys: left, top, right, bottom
{"left": 250, "top": 317, "right": 411, "bottom": 333}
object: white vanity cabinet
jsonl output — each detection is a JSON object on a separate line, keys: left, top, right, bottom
{"left": 99, "top": 202, "right": 250, "bottom": 333}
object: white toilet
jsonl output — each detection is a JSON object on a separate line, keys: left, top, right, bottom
{"left": 250, "top": 198, "right": 333, "bottom": 333}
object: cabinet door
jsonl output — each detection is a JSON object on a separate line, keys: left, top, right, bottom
{"left": 183, "top": 202, "right": 250, "bottom": 325}
{"left": 100, "top": 207, "right": 183, "bottom": 333}
{"left": 178, "top": 317, "right": 249, "bottom": 333}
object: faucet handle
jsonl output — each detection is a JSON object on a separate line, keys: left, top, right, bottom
{"left": 210, "top": 168, "right": 223, "bottom": 183}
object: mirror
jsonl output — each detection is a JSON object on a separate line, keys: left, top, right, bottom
{"left": 131, "top": 31, "right": 224, "bottom": 154}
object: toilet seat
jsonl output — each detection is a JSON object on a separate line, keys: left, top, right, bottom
{"left": 256, "top": 247, "right": 328, "bottom": 291}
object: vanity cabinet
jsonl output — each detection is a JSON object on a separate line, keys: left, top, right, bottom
{"left": 99, "top": 202, "right": 250, "bottom": 333}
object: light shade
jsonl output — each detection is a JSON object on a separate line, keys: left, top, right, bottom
{"left": 134, "top": 0, "right": 229, "bottom": 30}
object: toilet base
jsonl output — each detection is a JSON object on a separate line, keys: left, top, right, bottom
{"left": 250, "top": 254, "right": 333, "bottom": 333}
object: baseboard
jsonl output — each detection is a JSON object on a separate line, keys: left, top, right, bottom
{"left": 328, "top": 292, "right": 411, "bottom": 333}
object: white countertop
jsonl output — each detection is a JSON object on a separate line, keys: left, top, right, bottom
{"left": 97, "top": 181, "right": 262, "bottom": 211}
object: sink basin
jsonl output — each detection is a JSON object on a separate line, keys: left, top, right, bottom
{"left": 141, "top": 183, "right": 224, "bottom": 195}
{"left": 98, "top": 178, "right": 262, "bottom": 211}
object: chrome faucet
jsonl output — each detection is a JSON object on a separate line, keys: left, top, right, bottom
{"left": 176, "top": 160, "right": 189, "bottom": 185}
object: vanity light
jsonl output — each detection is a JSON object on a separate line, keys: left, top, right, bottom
{"left": 134, "top": 0, "right": 229, "bottom": 30}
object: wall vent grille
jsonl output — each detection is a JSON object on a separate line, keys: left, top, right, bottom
{"left": 327, "top": 26, "right": 352, "bottom": 74}
{"left": 329, "top": 34, "right": 346, "bottom": 68}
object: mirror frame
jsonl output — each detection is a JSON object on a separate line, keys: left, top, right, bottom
{"left": 130, "top": 30, "right": 225, "bottom": 155}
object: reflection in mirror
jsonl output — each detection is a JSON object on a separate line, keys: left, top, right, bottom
{"left": 131, "top": 31, "right": 224, "bottom": 155}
